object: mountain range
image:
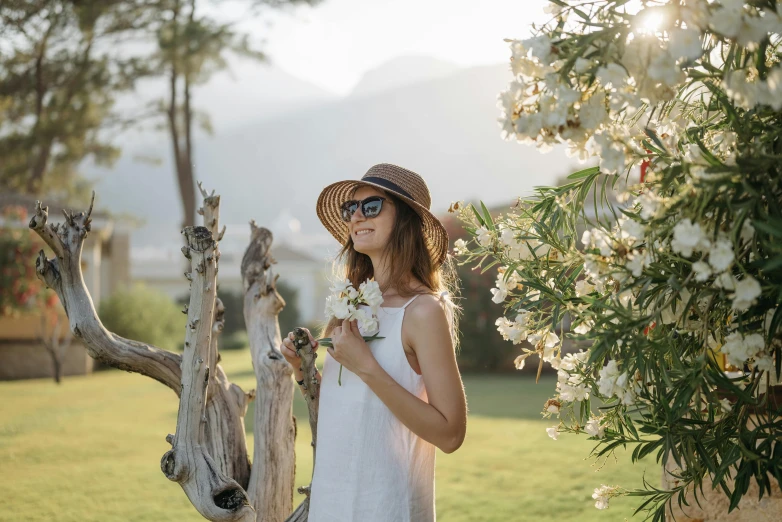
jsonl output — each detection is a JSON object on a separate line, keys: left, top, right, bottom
{"left": 86, "top": 55, "right": 581, "bottom": 257}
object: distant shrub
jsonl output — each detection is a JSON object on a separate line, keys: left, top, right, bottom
{"left": 99, "top": 284, "right": 186, "bottom": 352}
{"left": 220, "top": 330, "right": 248, "bottom": 351}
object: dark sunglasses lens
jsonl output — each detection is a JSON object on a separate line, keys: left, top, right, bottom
{"left": 341, "top": 201, "right": 359, "bottom": 222}
{"left": 340, "top": 201, "right": 358, "bottom": 221}
{"left": 362, "top": 198, "right": 383, "bottom": 218}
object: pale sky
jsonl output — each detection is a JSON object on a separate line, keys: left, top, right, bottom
{"left": 257, "top": 0, "right": 551, "bottom": 95}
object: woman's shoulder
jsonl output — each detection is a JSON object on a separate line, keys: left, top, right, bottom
{"left": 407, "top": 292, "right": 451, "bottom": 320}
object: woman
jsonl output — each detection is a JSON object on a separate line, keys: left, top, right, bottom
{"left": 280, "top": 163, "right": 468, "bottom": 522}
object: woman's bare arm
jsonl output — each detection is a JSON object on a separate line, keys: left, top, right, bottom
{"left": 357, "top": 295, "right": 467, "bottom": 453}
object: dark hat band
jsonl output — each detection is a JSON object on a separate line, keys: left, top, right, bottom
{"left": 361, "top": 176, "right": 415, "bottom": 201}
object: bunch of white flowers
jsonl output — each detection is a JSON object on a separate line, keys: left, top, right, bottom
{"left": 324, "top": 278, "right": 383, "bottom": 336}
{"left": 321, "top": 277, "right": 385, "bottom": 385}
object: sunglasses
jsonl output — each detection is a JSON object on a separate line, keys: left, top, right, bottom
{"left": 340, "top": 196, "right": 387, "bottom": 222}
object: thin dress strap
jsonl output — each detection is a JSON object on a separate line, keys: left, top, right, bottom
{"left": 401, "top": 294, "right": 420, "bottom": 309}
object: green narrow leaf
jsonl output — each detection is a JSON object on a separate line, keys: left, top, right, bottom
{"left": 480, "top": 259, "right": 500, "bottom": 274}
{"left": 567, "top": 166, "right": 600, "bottom": 179}
{"left": 643, "top": 127, "right": 667, "bottom": 153}
{"left": 480, "top": 201, "right": 496, "bottom": 231}
{"left": 470, "top": 204, "right": 486, "bottom": 227}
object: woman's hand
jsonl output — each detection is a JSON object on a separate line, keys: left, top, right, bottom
{"left": 280, "top": 328, "right": 319, "bottom": 377}
{"left": 329, "top": 318, "right": 378, "bottom": 379}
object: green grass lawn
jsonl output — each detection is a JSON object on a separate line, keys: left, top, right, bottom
{"left": 0, "top": 349, "right": 653, "bottom": 521}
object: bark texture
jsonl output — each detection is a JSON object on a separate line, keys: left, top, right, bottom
{"left": 160, "top": 226, "right": 253, "bottom": 521}
{"left": 242, "top": 222, "right": 297, "bottom": 522}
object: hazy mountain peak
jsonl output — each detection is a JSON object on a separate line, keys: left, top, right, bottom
{"left": 349, "top": 54, "right": 461, "bottom": 97}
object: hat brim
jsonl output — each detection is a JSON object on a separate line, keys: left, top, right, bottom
{"left": 316, "top": 179, "right": 449, "bottom": 268}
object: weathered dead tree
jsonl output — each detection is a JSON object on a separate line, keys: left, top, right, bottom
{"left": 28, "top": 186, "right": 321, "bottom": 521}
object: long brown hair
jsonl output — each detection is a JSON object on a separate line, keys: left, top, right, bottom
{"left": 319, "top": 189, "right": 461, "bottom": 352}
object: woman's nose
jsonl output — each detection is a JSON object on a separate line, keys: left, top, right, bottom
{"left": 351, "top": 206, "right": 366, "bottom": 222}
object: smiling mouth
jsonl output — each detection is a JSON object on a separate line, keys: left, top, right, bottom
{"left": 354, "top": 230, "right": 374, "bottom": 237}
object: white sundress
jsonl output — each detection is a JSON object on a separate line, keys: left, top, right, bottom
{"left": 307, "top": 294, "right": 436, "bottom": 522}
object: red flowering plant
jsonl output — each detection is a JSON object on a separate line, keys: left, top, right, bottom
{"left": 0, "top": 205, "right": 58, "bottom": 317}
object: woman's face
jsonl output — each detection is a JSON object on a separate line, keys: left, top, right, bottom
{"left": 347, "top": 185, "right": 396, "bottom": 256}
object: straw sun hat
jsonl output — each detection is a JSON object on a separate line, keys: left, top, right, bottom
{"left": 316, "top": 163, "right": 450, "bottom": 267}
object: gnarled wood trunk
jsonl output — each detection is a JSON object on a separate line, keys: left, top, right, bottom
{"left": 29, "top": 186, "right": 321, "bottom": 521}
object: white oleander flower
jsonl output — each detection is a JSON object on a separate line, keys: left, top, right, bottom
{"left": 754, "top": 354, "right": 774, "bottom": 373}
{"left": 714, "top": 272, "right": 736, "bottom": 291}
{"left": 329, "top": 277, "right": 352, "bottom": 295}
{"left": 730, "top": 276, "right": 762, "bottom": 310}
{"left": 573, "top": 319, "right": 593, "bottom": 335}
{"left": 359, "top": 279, "right": 383, "bottom": 308}
{"left": 762, "top": 67, "right": 782, "bottom": 110}
{"left": 574, "top": 57, "right": 592, "bottom": 74}
{"left": 625, "top": 250, "right": 648, "bottom": 278}
{"left": 496, "top": 311, "right": 531, "bottom": 345}
{"left": 579, "top": 92, "right": 608, "bottom": 130}
{"left": 328, "top": 296, "right": 352, "bottom": 320}
{"left": 584, "top": 417, "right": 606, "bottom": 438}
{"left": 490, "top": 268, "right": 520, "bottom": 304}
{"left": 592, "top": 485, "right": 619, "bottom": 510}
{"left": 692, "top": 261, "right": 712, "bottom": 282}
{"left": 671, "top": 219, "right": 708, "bottom": 257}
{"left": 581, "top": 227, "right": 613, "bottom": 257}
{"left": 352, "top": 308, "right": 380, "bottom": 336}
{"left": 682, "top": 0, "right": 711, "bottom": 31}
{"left": 723, "top": 69, "right": 761, "bottom": 110}
{"left": 721, "top": 331, "right": 765, "bottom": 368}
{"left": 499, "top": 224, "right": 540, "bottom": 261}
{"left": 521, "top": 34, "right": 553, "bottom": 63}
{"left": 476, "top": 226, "right": 493, "bottom": 247}
{"left": 575, "top": 279, "right": 595, "bottom": 297}
{"left": 708, "top": 238, "right": 735, "bottom": 272}
{"left": 649, "top": 50, "right": 686, "bottom": 88}
{"left": 596, "top": 63, "right": 627, "bottom": 89}
{"left": 529, "top": 329, "right": 560, "bottom": 362}
{"left": 636, "top": 191, "right": 662, "bottom": 220}
{"left": 668, "top": 27, "right": 703, "bottom": 61}
{"left": 513, "top": 353, "right": 532, "bottom": 370}
{"left": 557, "top": 369, "right": 590, "bottom": 402}
{"left": 453, "top": 238, "right": 469, "bottom": 255}
{"left": 709, "top": 1, "right": 745, "bottom": 38}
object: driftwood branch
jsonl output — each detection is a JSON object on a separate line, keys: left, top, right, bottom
{"left": 241, "top": 221, "right": 298, "bottom": 520}
{"left": 161, "top": 226, "right": 253, "bottom": 521}
{"left": 28, "top": 190, "right": 253, "bottom": 495}
{"left": 197, "top": 182, "right": 253, "bottom": 492}
{"left": 29, "top": 188, "right": 315, "bottom": 520}
{"left": 284, "top": 327, "right": 322, "bottom": 522}
{"left": 28, "top": 195, "right": 183, "bottom": 393}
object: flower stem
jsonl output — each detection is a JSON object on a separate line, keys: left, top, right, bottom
{"left": 315, "top": 334, "right": 385, "bottom": 386}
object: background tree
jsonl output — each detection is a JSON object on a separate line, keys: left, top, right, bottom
{"left": 138, "top": 0, "right": 321, "bottom": 231}
{"left": 0, "top": 0, "right": 148, "bottom": 202}
{"left": 0, "top": 0, "right": 322, "bottom": 223}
